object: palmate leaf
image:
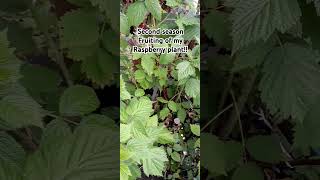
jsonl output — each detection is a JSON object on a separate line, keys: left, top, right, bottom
{"left": 259, "top": 43, "right": 320, "bottom": 122}
{"left": 127, "top": 138, "right": 168, "bottom": 177}
{"left": 24, "top": 124, "right": 119, "bottom": 180}
{"left": 231, "top": 0, "right": 301, "bottom": 53}
{"left": 59, "top": 85, "right": 100, "bottom": 116}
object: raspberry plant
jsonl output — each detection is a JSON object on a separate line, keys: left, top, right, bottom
{"left": 120, "top": 0, "right": 200, "bottom": 179}
{"left": 0, "top": 0, "right": 119, "bottom": 179}
{"left": 201, "top": 0, "right": 320, "bottom": 179}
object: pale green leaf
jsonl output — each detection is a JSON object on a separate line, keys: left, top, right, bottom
{"left": 185, "top": 78, "right": 200, "bottom": 98}
{"left": 176, "top": 61, "right": 195, "bottom": 80}
{"left": 145, "top": 0, "right": 162, "bottom": 20}
{"left": 127, "top": 2, "right": 148, "bottom": 26}
{"left": 120, "top": 75, "right": 131, "bottom": 100}
{"left": 190, "top": 124, "right": 200, "bottom": 136}
{"left": 168, "top": 101, "right": 178, "bottom": 112}
{"left": 126, "top": 97, "right": 153, "bottom": 122}
{"left": 141, "top": 54, "right": 156, "bottom": 75}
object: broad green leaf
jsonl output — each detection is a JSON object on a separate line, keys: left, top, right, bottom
{"left": 0, "top": 161, "right": 22, "bottom": 180}
{"left": 203, "top": 10, "right": 232, "bottom": 48}
{"left": 232, "top": 39, "right": 275, "bottom": 72}
{"left": 145, "top": 0, "right": 162, "bottom": 20}
{"left": 159, "top": 107, "right": 170, "bottom": 120}
{"left": 0, "top": 132, "right": 26, "bottom": 171}
{"left": 126, "top": 97, "right": 153, "bottom": 122}
{"left": 190, "top": 124, "right": 200, "bottom": 136}
{"left": 20, "top": 64, "right": 61, "bottom": 93}
{"left": 146, "top": 115, "right": 158, "bottom": 127}
{"left": 231, "top": 163, "right": 264, "bottom": 180}
{"left": 201, "top": 133, "right": 242, "bottom": 175}
{"left": 247, "top": 135, "right": 284, "bottom": 163}
{"left": 185, "top": 78, "right": 200, "bottom": 98}
{"left": 141, "top": 54, "right": 156, "bottom": 75}
{"left": 121, "top": 123, "right": 132, "bottom": 143}
{"left": 231, "top": 0, "right": 301, "bottom": 53}
{"left": 134, "top": 88, "right": 145, "bottom": 97}
{"left": 147, "top": 126, "right": 175, "bottom": 144}
{"left": 171, "top": 152, "right": 181, "bottom": 162}
{"left": 59, "top": 85, "right": 100, "bottom": 116}
{"left": 102, "top": 29, "right": 119, "bottom": 56}
{"left": 59, "top": 10, "right": 99, "bottom": 48}
{"left": 294, "top": 100, "right": 320, "bottom": 150}
{"left": 120, "top": 13, "right": 129, "bottom": 35}
{"left": 81, "top": 48, "right": 117, "bottom": 87}
{"left": 259, "top": 43, "right": 320, "bottom": 122}
{"left": 168, "top": 101, "right": 178, "bottom": 112}
{"left": 176, "top": 61, "right": 195, "bottom": 80}
{"left": 177, "top": 108, "right": 186, "bottom": 123}
{"left": 0, "top": 93, "right": 44, "bottom": 128}
{"left": 160, "top": 53, "right": 175, "bottom": 65}
{"left": 157, "top": 97, "right": 168, "bottom": 103}
{"left": 24, "top": 124, "right": 119, "bottom": 180}
{"left": 127, "top": 2, "right": 148, "bottom": 26}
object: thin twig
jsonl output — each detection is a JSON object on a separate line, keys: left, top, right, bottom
{"left": 201, "top": 104, "right": 233, "bottom": 132}
{"left": 230, "top": 89, "right": 246, "bottom": 162}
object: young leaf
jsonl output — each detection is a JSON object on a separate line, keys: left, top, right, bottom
{"left": 190, "top": 124, "right": 200, "bottom": 136}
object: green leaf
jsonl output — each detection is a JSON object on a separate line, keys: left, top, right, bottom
{"left": 126, "top": 97, "right": 153, "bottom": 122}
{"left": 59, "top": 10, "right": 99, "bottom": 48}
{"left": 134, "top": 88, "right": 145, "bottom": 97}
{"left": 120, "top": 123, "right": 132, "bottom": 143}
{"left": 59, "top": 85, "right": 100, "bottom": 116}
{"left": 171, "top": 152, "right": 181, "bottom": 162}
{"left": 232, "top": 39, "right": 275, "bottom": 72}
{"left": 157, "top": 97, "right": 168, "bottom": 103}
{"left": 177, "top": 108, "right": 186, "bottom": 122}
{"left": 247, "top": 135, "right": 284, "bottom": 163}
{"left": 127, "top": 1, "right": 148, "bottom": 26}
{"left": 120, "top": 13, "right": 129, "bottom": 35}
{"left": 231, "top": 163, "right": 264, "bottom": 180}
{"left": 81, "top": 48, "right": 117, "bottom": 87}
{"left": 0, "top": 132, "right": 26, "bottom": 171}
{"left": 176, "top": 61, "right": 195, "bottom": 80}
{"left": 0, "top": 161, "right": 22, "bottom": 180}
{"left": 20, "top": 64, "right": 61, "bottom": 93}
{"left": 201, "top": 133, "right": 242, "bottom": 175}
{"left": 168, "top": 101, "right": 178, "bottom": 112}
{"left": 0, "top": 93, "right": 44, "bottom": 128}
{"left": 185, "top": 78, "right": 200, "bottom": 98}
{"left": 145, "top": 0, "right": 162, "bottom": 21}
{"left": 120, "top": 75, "right": 131, "bottom": 100}
{"left": 24, "top": 124, "right": 119, "bottom": 180}
{"left": 231, "top": 0, "right": 301, "bottom": 53}
{"left": 141, "top": 54, "right": 156, "bottom": 75}
{"left": 203, "top": 10, "right": 232, "bottom": 48}
{"left": 294, "top": 100, "right": 320, "bottom": 150}
{"left": 160, "top": 53, "right": 175, "bottom": 65}
{"left": 159, "top": 107, "right": 170, "bottom": 120}
{"left": 190, "top": 124, "right": 200, "bottom": 136}
{"left": 259, "top": 43, "right": 320, "bottom": 122}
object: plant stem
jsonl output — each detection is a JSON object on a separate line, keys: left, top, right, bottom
{"left": 30, "top": 5, "right": 73, "bottom": 86}
{"left": 201, "top": 103, "right": 233, "bottom": 132}
{"left": 218, "top": 71, "right": 257, "bottom": 137}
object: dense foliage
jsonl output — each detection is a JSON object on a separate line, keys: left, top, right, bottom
{"left": 201, "top": 0, "right": 320, "bottom": 179}
{"left": 120, "top": 0, "right": 200, "bottom": 179}
{"left": 0, "top": 0, "right": 119, "bottom": 179}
